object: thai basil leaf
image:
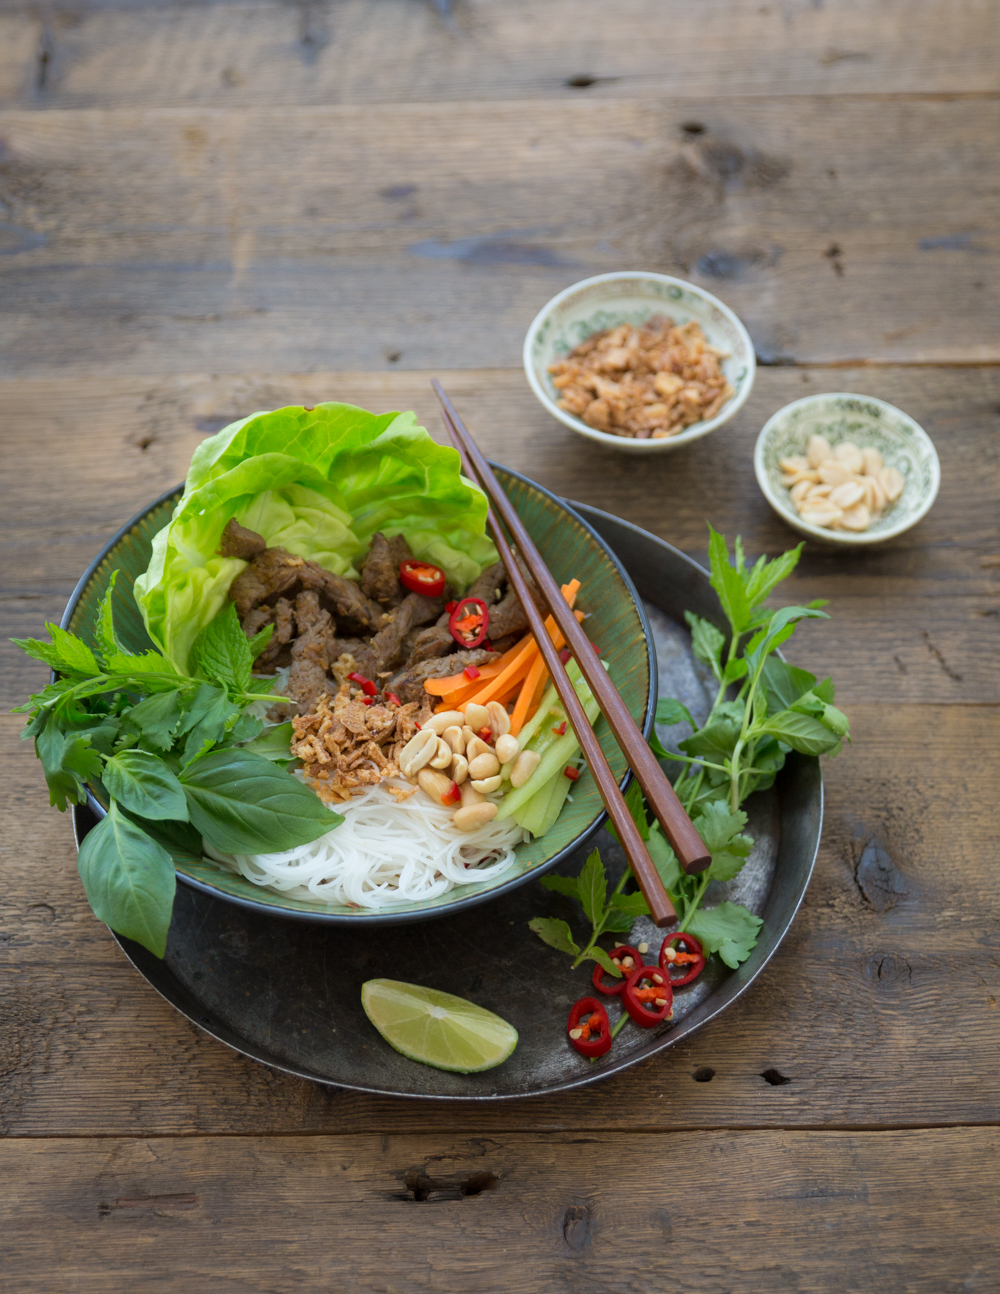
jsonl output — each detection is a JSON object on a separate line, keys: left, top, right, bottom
{"left": 679, "top": 714, "right": 741, "bottom": 762}
{"left": 760, "top": 709, "right": 843, "bottom": 756}
{"left": 176, "top": 684, "right": 241, "bottom": 764}
{"left": 179, "top": 747, "right": 339, "bottom": 854}
{"left": 743, "top": 543, "right": 803, "bottom": 607}
{"left": 602, "top": 910, "right": 637, "bottom": 934}
{"left": 191, "top": 602, "right": 253, "bottom": 692}
{"left": 36, "top": 714, "right": 103, "bottom": 810}
{"left": 610, "top": 890, "right": 651, "bottom": 917}
{"left": 760, "top": 657, "right": 818, "bottom": 714}
{"left": 684, "top": 611, "right": 725, "bottom": 681}
{"left": 656, "top": 697, "right": 696, "bottom": 731}
{"left": 539, "top": 873, "right": 582, "bottom": 900}
{"left": 228, "top": 713, "right": 265, "bottom": 745}
{"left": 102, "top": 750, "right": 189, "bottom": 822}
{"left": 743, "top": 605, "right": 829, "bottom": 680}
{"left": 528, "top": 917, "right": 580, "bottom": 957}
{"left": 77, "top": 800, "right": 175, "bottom": 958}
{"left": 240, "top": 721, "right": 296, "bottom": 762}
{"left": 119, "top": 808, "right": 204, "bottom": 865}
{"left": 707, "top": 525, "right": 752, "bottom": 634}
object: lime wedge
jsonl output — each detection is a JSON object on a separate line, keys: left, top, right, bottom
{"left": 361, "top": 978, "right": 518, "bottom": 1074}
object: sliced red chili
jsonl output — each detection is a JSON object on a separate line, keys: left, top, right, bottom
{"left": 399, "top": 559, "right": 446, "bottom": 598}
{"left": 445, "top": 601, "right": 457, "bottom": 614}
{"left": 552, "top": 720, "right": 567, "bottom": 736}
{"left": 659, "top": 932, "right": 706, "bottom": 986}
{"left": 558, "top": 647, "right": 572, "bottom": 664}
{"left": 385, "top": 692, "right": 402, "bottom": 707}
{"left": 441, "top": 780, "right": 461, "bottom": 806}
{"left": 592, "top": 945, "right": 642, "bottom": 996}
{"left": 347, "top": 672, "right": 377, "bottom": 697}
{"left": 463, "top": 666, "right": 480, "bottom": 680}
{"left": 477, "top": 727, "right": 494, "bottom": 745}
{"left": 623, "top": 964, "right": 673, "bottom": 1028}
{"left": 448, "top": 597, "right": 490, "bottom": 649}
{"left": 567, "top": 997, "right": 612, "bottom": 1058}
{"left": 564, "top": 765, "right": 580, "bottom": 780}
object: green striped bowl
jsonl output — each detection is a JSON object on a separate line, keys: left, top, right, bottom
{"left": 64, "top": 466, "right": 654, "bottom": 926}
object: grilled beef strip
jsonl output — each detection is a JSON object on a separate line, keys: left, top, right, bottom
{"left": 386, "top": 647, "right": 495, "bottom": 705}
{"left": 229, "top": 545, "right": 385, "bottom": 632}
{"left": 351, "top": 590, "right": 447, "bottom": 680}
{"left": 360, "top": 532, "right": 414, "bottom": 607}
{"left": 218, "top": 518, "right": 268, "bottom": 561}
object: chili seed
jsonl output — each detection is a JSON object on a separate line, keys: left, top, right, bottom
{"left": 568, "top": 1027, "right": 583, "bottom": 1040}
{"left": 637, "top": 942, "right": 649, "bottom": 954}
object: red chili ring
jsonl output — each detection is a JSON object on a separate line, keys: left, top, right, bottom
{"left": 658, "top": 932, "right": 706, "bottom": 987}
{"left": 622, "top": 964, "right": 673, "bottom": 1028}
{"left": 591, "top": 945, "right": 643, "bottom": 996}
{"left": 567, "top": 996, "right": 612, "bottom": 1058}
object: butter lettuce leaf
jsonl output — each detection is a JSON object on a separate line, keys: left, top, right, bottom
{"left": 134, "top": 404, "right": 497, "bottom": 672}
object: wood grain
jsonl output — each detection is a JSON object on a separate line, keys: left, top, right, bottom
{"left": 4, "top": 703, "right": 999, "bottom": 1136}
{"left": 3, "top": 0, "right": 998, "bottom": 110}
{"left": 2, "top": 98, "right": 1000, "bottom": 372}
{"left": 3, "top": 365, "right": 996, "bottom": 708}
{"left": 3, "top": 1128, "right": 998, "bottom": 1292}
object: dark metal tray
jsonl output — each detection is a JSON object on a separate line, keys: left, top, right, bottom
{"left": 72, "top": 505, "right": 822, "bottom": 1100}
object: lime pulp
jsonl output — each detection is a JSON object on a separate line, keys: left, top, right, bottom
{"left": 361, "top": 978, "right": 518, "bottom": 1074}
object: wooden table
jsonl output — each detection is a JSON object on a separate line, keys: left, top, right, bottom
{"left": 2, "top": 2, "right": 999, "bottom": 1288}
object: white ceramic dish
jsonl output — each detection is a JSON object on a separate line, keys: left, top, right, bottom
{"left": 754, "top": 392, "right": 941, "bottom": 546}
{"left": 522, "top": 271, "right": 756, "bottom": 454}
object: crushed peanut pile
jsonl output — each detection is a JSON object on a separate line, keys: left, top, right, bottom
{"left": 290, "top": 683, "right": 432, "bottom": 803}
{"left": 781, "top": 436, "right": 905, "bottom": 532}
{"left": 548, "top": 317, "right": 734, "bottom": 440}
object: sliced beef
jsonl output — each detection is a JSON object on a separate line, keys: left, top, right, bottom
{"left": 286, "top": 596, "right": 339, "bottom": 714}
{"left": 352, "top": 591, "right": 445, "bottom": 680}
{"left": 467, "top": 561, "right": 505, "bottom": 605}
{"left": 463, "top": 557, "right": 541, "bottom": 642}
{"left": 218, "top": 518, "right": 267, "bottom": 561}
{"left": 247, "top": 596, "right": 296, "bottom": 670}
{"left": 386, "top": 647, "right": 494, "bottom": 705}
{"left": 229, "top": 545, "right": 385, "bottom": 633}
{"left": 360, "top": 532, "right": 414, "bottom": 607}
{"left": 406, "top": 623, "right": 456, "bottom": 664}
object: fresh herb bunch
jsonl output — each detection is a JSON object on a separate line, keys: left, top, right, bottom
{"left": 12, "top": 573, "right": 339, "bottom": 957}
{"left": 530, "top": 528, "right": 849, "bottom": 997}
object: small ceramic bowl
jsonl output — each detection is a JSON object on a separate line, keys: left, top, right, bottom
{"left": 523, "top": 271, "right": 756, "bottom": 454}
{"left": 754, "top": 393, "right": 941, "bottom": 546}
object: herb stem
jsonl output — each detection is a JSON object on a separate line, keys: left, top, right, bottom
{"left": 610, "top": 1011, "right": 630, "bottom": 1039}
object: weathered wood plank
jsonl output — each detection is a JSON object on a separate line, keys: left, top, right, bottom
{"left": 3, "top": 365, "right": 997, "bottom": 708}
{"left": 3, "top": 0, "right": 999, "bottom": 110}
{"left": 2, "top": 98, "right": 1000, "bottom": 370}
{"left": 3, "top": 703, "right": 999, "bottom": 1136}
{"left": 3, "top": 1129, "right": 998, "bottom": 1292}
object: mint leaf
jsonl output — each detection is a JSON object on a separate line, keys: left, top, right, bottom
{"left": 191, "top": 602, "right": 253, "bottom": 692}
{"left": 610, "top": 891, "right": 651, "bottom": 917}
{"left": 539, "top": 873, "right": 581, "bottom": 900}
{"left": 707, "top": 525, "right": 752, "bottom": 634}
{"left": 77, "top": 801, "right": 175, "bottom": 958}
{"left": 175, "top": 683, "right": 241, "bottom": 764}
{"left": 102, "top": 751, "right": 189, "bottom": 822}
{"left": 646, "top": 823, "right": 683, "bottom": 891}
{"left": 761, "top": 709, "right": 843, "bottom": 756}
{"left": 656, "top": 697, "right": 696, "bottom": 731}
{"left": 581, "top": 946, "right": 622, "bottom": 978}
{"left": 723, "top": 656, "right": 748, "bottom": 684}
{"left": 743, "top": 543, "right": 803, "bottom": 607}
{"left": 104, "top": 649, "right": 178, "bottom": 678}
{"left": 528, "top": 917, "right": 580, "bottom": 957}
{"left": 602, "top": 910, "right": 636, "bottom": 934}
{"left": 686, "top": 902, "right": 763, "bottom": 969}
{"left": 578, "top": 848, "right": 607, "bottom": 927}
{"left": 13, "top": 624, "right": 99, "bottom": 677}
{"left": 125, "top": 689, "right": 184, "bottom": 752}
{"left": 247, "top": 622, "right": 275, "bottom": 662}
{"left": 179, "top": 748, "right": 339, "bottom": 854}
{"left": 684, "top": 611, "right": 725, "bottom": 681}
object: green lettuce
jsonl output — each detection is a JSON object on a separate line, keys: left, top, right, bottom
{"left": 135, "top": 403, "right": 497, "bottom": 673}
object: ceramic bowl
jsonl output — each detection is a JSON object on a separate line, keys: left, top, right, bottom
{"left": 522, "top": 271, "right": 756, "bottom": 453}
{"left": 754, "top": 393, "right": 941, "bottom": 546}
{"left": 62, "top": 466, "right": 654, "bottom": 927}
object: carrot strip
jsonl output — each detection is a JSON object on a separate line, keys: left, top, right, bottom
{"left": 509, "top": 651, "right": 548, "bottom": 736}
{"left": 423, "top": 632, "right": 534, "bottom": 697}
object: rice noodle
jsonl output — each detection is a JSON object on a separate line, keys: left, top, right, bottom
{"left": 204, "top": 780, "right": 527, "bottom": 909}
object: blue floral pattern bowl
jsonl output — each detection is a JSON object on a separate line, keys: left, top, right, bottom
{"left": 754, "top": 393, "right": 941, "bottom": 546}
{"left": 523, "top": 271, "right": 756, "bottom": 454}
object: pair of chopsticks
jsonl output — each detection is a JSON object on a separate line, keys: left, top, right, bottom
{"left": 433, "top": 381, "right": 711, "bottom": 929}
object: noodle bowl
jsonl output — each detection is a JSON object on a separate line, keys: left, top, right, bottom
{"left": 204, "top": 780, "right": 527, "bottom": 909}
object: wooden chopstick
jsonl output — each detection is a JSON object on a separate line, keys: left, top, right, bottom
{"left": 434, "top": 380, "right": 712, "bottom": 883}
{"left": 436, "top": 395, "right": 678, "bottom": 928}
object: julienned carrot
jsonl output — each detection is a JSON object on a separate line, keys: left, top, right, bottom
{"left": 454, "top": 606, "right": 584, "bottom": 716}
{"left": 423, "top": 633, "right": 534, "bottom": 697}
{"left": 509, "top": 651, "right": 548, "bottom": 736}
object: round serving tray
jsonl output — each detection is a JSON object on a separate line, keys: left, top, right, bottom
{"left": 72, "top": 504, "right": 822, "bottom": 1100}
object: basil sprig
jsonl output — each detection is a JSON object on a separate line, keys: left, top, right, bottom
{"left": 13, "top": 573, "right": 341, "bottom": 957}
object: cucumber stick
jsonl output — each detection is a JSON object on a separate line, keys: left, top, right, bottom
{"left": 497, "top": 690, "right": 600, "bottom": 821}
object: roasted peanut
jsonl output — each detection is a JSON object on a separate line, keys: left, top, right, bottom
{"left": 459, "top": 780, "right": 484, "bottom": 808}
{"left": 450, "top": 753, "right": 469, "bottom": 785}
{"left": 453, "top": 802, "right": 499, "bottom": 833}
{"left": 465, "top": 735, "right": 492, "bottom": 763}
{"left": 510, "top": 749, "right": 541, "bottom": 788}
{"left": 494, "top": 733, "right": 519, "bottom": 765}
{"left": 464, "top": 703, "right": 490, "bottom": 733}
{"left": 429, "top": 736, "right": 454, "bottom": 770}
{"left": 468, "top": 751, "right": 500, "bottom": 780}
{"left": 471, "top": 774, "right": 503, "bottom": 794}
{"left": 442, "top": 725, "right": 465, "bottom": 756}
{"left": 461, "top": 725, "right": 477, "bottom": 747}
{"left": 486, "top": 701, "right": 511, "bottom": 738}
{"left": 417, "top": 768, "right": 456, "bottom": 804}
{"left": 397, "top": 727, "right": 437, "bottom": 777}
{"left": 784, "top": 436, "right": 905, "bottom": 532}
{"left": 806, "top": 434, "right": 831, "bottom": 468}
{"left": 423, "top": 710, "right": 464, "bottom": 734}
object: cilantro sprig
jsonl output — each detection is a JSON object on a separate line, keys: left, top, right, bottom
{"left": 531, "top": 528, "right": 849, "bottom": 1010}
{"left": 12, "top": 574, "right": 340, "bottom": 956}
